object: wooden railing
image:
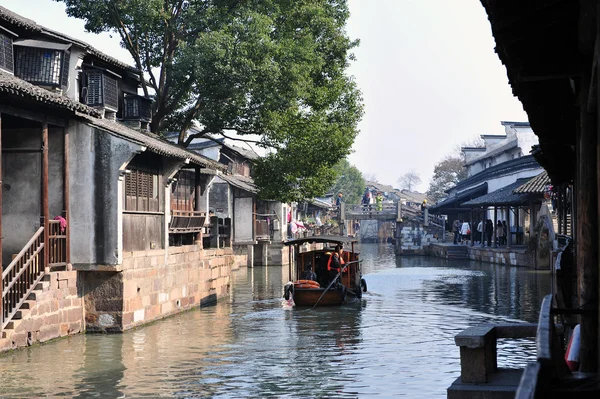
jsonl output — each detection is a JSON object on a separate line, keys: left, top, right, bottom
{"left": 48, "top": 220, "right": 67, "bottom": 268}
{"left": 169, "top": 210, "right": 206, "bottom": 233}
{"left": 1, "top": 227, "right": 46, "bottom": 329}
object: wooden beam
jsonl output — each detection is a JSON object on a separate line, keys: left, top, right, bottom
{"left": 0, "top": 112, "right": 3, "bottom": 324}
{"left": 0, "top": 105, "right": 66, "bottom": 127}
{"left": 577, "top": 66, "right": 598, "bottom": 372}
{"left": 41, "top": 122, "right": 49, "bottom": 273}
{"left": 2, "top": 148, "right": 43, "bottom": 153}
{"left": 64, "top": 127, "right": 70, "bottom": 265}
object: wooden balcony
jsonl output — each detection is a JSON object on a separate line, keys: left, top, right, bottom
{"left": 169, "top": 210, "right": 206, "bottom": 233}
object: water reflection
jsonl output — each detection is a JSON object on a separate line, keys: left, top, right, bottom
{"left": 0, "top": 243, "right": 550, "bottom": 398}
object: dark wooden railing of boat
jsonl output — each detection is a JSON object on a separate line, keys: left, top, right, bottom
{"left": 515, "top": 294, "right": 570, "bottom": 398}
{"left": 48, "top": 220, "right": 67, "bottom": 268}
{"left": 1, "top": 227, "right": 46, "bottom": 329}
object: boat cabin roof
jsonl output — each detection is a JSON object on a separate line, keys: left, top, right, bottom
{"left": 284, "top": 235, "right": 358, "bottom": 247}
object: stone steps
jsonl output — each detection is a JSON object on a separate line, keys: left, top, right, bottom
{"left": 1, "top": 274, "right": 48, "bottom": 340}
{"left": 446, "top": 245, "right": 470, "bottom": 260}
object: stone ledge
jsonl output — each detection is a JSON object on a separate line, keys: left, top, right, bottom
{"left": 72, "top": 263, "right": 123, "bottom": 272}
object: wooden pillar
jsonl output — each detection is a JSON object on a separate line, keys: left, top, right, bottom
{"left": 469, "top": 208, "right": 474, "bottom": 246}
{"left": 506, "top": 206, "right": 512, "bottom": 249}
{"left": 41, "top": 122, "right": 49, "bottom": 273}
{"left": 493, "top": 206, "right": 498, "bottom": 248}
{"left": 63, "top": 127, "right": 70, "bottom": 266}
{"left": 577, "top": 67, "right": 598, "bottom": 372}
{"left": 516, "top": 207, "right": 520, "bottom": 245}
{"left": 0, "top": 113, "right": 3, "bottom": 323}
{"left": 194, "top": 167, "right": 203, "bottom": 247}
{"left": 481, "top": 208, "right": 486, "bottom": 248}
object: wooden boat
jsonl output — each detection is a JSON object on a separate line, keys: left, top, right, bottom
{"left": 283, "top": 236, "right": 367, "bottom": 307}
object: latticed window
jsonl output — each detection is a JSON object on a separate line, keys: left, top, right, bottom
{"left": 14, "top": 46, "right": 66, "bottom": 87}
{"left": 0, "top": 32, "right": 13, "bottom": 72}
{"left": 124, "top": 154, "right": 162, "bottom": 212}
{"left": 171, "top": 170, "right": 195, "bottom": 211}
{"left": 124, "top": 93, "right": 152, "bottom": 122}
{"left": 84, "top": 69, "right": 119, "bottom": 111}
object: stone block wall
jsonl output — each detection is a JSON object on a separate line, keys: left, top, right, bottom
{"left": 398, "top": 224, "right": 440, "bottom": 254}
{"left": 468, "top": 247, "right": 534, "bottom": 267}
{"left": 253, "top": 242, "right": 290, "bottom": 266}
{"left": 121, "top": 246, "right": 234, "bottom": 330}
{"left": 80, "top": 245, "right": 239, "bottom": 332}
{"left": 0, "top": 271, "right": 83, "bottom": 352}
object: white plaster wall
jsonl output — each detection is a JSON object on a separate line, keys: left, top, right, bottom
{"left": 516, "top": 128, "right": 539, "bottom": 157}
{"left": 234, "top": 197, "right": 253, "bottom": 242}
{"left": 486, "top": 167, "right": 544, "bottom": 192}
{"left": 195, "top": 146, "right": 221, "bottom": 161}
{"left": 65, "top": 48, "right": 86, "bottom": 101}
{"left": 482, "top": 136, "right": 505, "bottom": 147}
{"left": 69, "top": 123, "right": 143, "bottom": 265}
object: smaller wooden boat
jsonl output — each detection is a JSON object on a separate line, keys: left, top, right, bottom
{"left": 283, "top": 236, "right": 367, "bottom": 307}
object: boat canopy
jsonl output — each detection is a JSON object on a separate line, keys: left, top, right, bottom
{"left": 284, "top": 235, "right": 358, "bottom": 247}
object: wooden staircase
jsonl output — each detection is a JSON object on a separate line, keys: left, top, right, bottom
{"left": 1, "top": 274, "right": 50, "bottom": 339}
{"left": 1, "top": 220, "right": 68, "bottom": 333}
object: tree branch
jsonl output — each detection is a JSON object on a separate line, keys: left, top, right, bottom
{"left": 108, "top": 2, "right": 149, "bottom": 97}
{"left": 179, "top": 97, "right": 205, "bottom": 145}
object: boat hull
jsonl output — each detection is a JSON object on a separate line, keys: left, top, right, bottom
{"left": 292, "top": 287, "right": 354, "bottom": 307}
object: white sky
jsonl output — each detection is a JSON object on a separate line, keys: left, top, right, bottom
{"left": 2, "top": 0, "right": 527, "bottom": 193}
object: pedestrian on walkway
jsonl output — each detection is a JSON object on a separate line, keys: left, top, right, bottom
{"left": 476, "top": 220, "right": 483, "bottom": 244}
{"left": 453, "top": 219, "right": 461, "bottom": 244}
{"left": 485, "top": 219, "right": 493, "bottom": 246}
{"left": 496, "top": 220, "right": 504, "bottom": 246}
{"left": 375, "top": 192, "right": 383, "bottom": 212}
{"left": 460, "top": 221, "right": 471, "bottom": 244}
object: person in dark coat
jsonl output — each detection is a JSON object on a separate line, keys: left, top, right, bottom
{"left": 452, "top": 219, "right": 461, "bottom": 244}
{"left": 485, "top": 219, "right": 494, "bottom": 247}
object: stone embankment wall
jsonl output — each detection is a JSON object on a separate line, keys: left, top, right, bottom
{"left": 427, "top": 243, "right": 535, "bottom": 267}
{"left": 83, "top": 246, "right": 238, "bottom": 332}
{"left": 397, "top": 223, "right": 442, "bottom": 254}
{"left": 468, "top": 246, "right": 534, "bottom": 267}
{"left": 0, "top": 271, "right": 83, "bottom": 352}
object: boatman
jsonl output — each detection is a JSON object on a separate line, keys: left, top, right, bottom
{"left": 327, "top": 244, "right": 346, "bottom": 283}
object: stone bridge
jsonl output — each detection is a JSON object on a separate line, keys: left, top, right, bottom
{"left": 340, "top": 203, "right": 446, "bottom": 254}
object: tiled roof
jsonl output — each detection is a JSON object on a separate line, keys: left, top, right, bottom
{"left": 309, "top": 198, "right": 333, "bottom": 209}
{"left": 224, "top": 143, "right": 259, "bottom": 161}
{"left": 0, "top": 6, "right": 139, "bottom": 74}
{"left": 461, "top": 179, "right": 533, "bottom": 207}
{"left": 429, "top": 183, "right": 488, "bottom": 212}
{"left": 514, "top": 171, "right": 549, "bottom": 194}
{"left": 451, "top": 155, "right": 541, "bottom": 193}
{"left": 1, "top": 64, "right": 224, "bottom": 172}
{"left": 399, "top": 189, "right": 428, "bottom": 203}
{"left": 78, "top": 114, "right": 225, "bottom": 170}
{"left": 0, "top": 69, "right": 101, "bottom": 116}
{"left": 464, "top": 138, "right": 518, "bottom": 166}
{"left": 365, "top": 180, "right": 394, "bottom": 193}
{"left": 188, "top": 138, "right": 225, "bottom": 151}
{"left": 219, "top": 174, "right": 257, "bottom": 193}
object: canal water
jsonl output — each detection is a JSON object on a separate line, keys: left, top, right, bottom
{"left": 0, "top": 243, "right": 551, "bottom": 398}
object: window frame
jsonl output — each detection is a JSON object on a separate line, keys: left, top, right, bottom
{"left": 123, "top": 155, "right": 163, "bottom": 214}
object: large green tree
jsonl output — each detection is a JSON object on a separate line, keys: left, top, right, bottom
{"left": 57, "top": 0, "right": 363, "bottom": 202}
{"left": 328, "top": 158, "right": 364, "bottom": 204}
{"left": 427, "top": 155, "right": 468, "bottom": 202}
